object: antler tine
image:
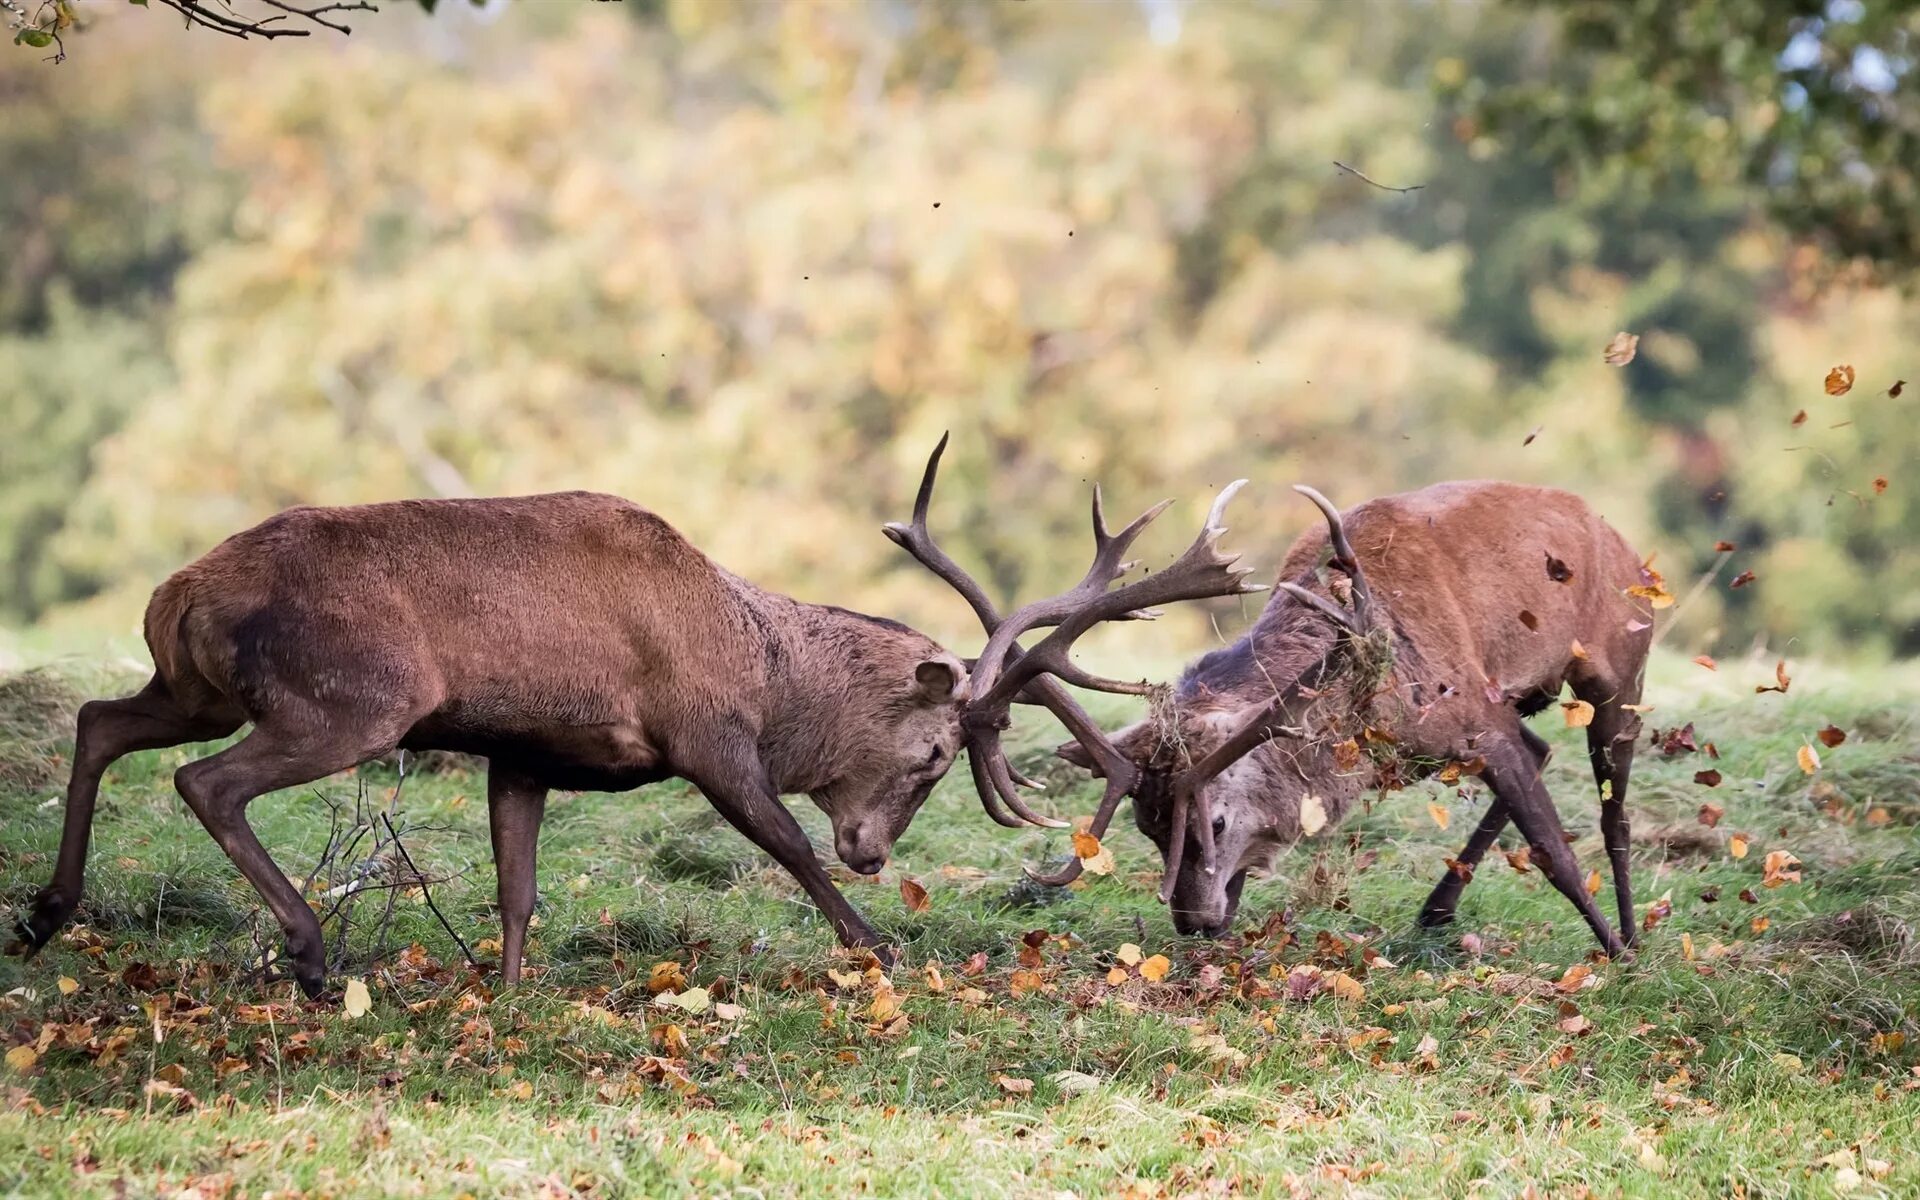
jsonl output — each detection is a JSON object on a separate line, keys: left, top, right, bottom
{"left": 882, "top": 433, "right": 1002, "bottom": 630}
{"left": 1293, "top": 484, "right": 1372, "bottom": 630}
{"left": 968, "top": 750, "right": 1031, "bottom": 829}
{"left": 1276, "top": 582, "right": 1360, "bottom": 633}
{"left": 971, "top": 480, "right": 1265, "bottom": 711}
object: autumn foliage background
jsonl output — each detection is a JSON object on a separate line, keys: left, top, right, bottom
{"left": 1, "top": 0, "right": 1914, "bottom": 662}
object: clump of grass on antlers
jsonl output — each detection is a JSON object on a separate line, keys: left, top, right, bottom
{"left": 0, "top": 668, "right": 83, "bottom": 790}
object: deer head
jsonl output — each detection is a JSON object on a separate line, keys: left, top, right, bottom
{"left": 885, "top": 434, "right": 1264, "bottom": 871}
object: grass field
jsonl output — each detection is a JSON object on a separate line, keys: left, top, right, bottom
{"left": 1, "top": 650, "right": 1918, "bottom": 1198}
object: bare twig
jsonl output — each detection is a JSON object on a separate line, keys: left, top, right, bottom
{"left": 1332, "top": 160, "right": 1426, "bottom": 195}
{"left": 153, "top": 0, "right": 375, "bottom": 40}
{"left": 381, "top": 812, "right": 477, "bottom": 968}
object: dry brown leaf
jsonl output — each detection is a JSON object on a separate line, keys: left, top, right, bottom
{"left": 1556, "top": 963, "right": 1593, "bottom": 993}
{"left": 1825, "top": 364, "right": 1856, "bottom": 395}
{"left": 1714, "top": 540, "right": 1738, "bottom": 552}
{"left": 1562, "top": 699, "right": 1595, "bottom": 728}
{"left": 1890, "top": 379, "right": 1907, "bottom": 398}
{"left": 647, "top": 961, "right": 687, "bottom": 994}
{"left": 1791, "top": 408, "right": 1809, "bottom": 427}
{"left": 995, "top": 1074, "right": 1034, "bottom": 1095}
{"left": 1817, "top": 725, "right": 1847, "bottom": 748}
{"left": 1756, "top": 659, "right": 1792, "bottom": 695}
{"left": 1603, "top": 331, "right": 1639, "bottom": 366}
{"left": 1694, "top": 769, "right": 1722, "bottom": 788}
{"left": 1751, "top": 916, "right": 1771, "bottom": 934}
{"left": 1504, "top": 846, "right": 1532, "bottom": 874}
{"left": 1729, "top": 570, "right": 1756, "bottom": 589}
{"left": 899, "top": 878, "right": 930, "bottom": 913}
{"left": 1585, "top": 869, "right": 1603, "bottom": 897}
{"left": 1762, "top": 850, "right": 1802, "bottom": 888}
{"left": 1328, "top": 971, "right": 1366, "bottom": 1002}
{"left": 1698, "top": 803, "right": 1725, "bottom": 827}
{"left": 1692, "top": 655, "right": 1717, "bottom": 671}
{"left": 1872, "top": 476, "right": 1888, "bottom": 494}
{"left": 1071, "top": 832, "right": 1102, "bottom": 861}
{"left": 1518, "top": 609, "right": 1539, "bottom": 631}
{"left": 1427, "top": 802, "right": 1451, "bottom": 831}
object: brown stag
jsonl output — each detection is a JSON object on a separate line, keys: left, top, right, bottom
{"left": 902, "top": 469, "right": 1654, "bottom": 957}
{"left": 12, "top": 459, "right": 1255, "bottom": 996}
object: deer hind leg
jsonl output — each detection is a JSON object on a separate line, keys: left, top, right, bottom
{"left": 1415, "top": 724, "right": 1548, "bottom": 929}
{"left": 486, "top": 765, "right": 548, "bottom": 986}
{"left": 12, "top": 676, "right": 242, "bottom": 958}
{"left": 1578, "top": 684, "right": 1643, "bottom": 948}
{"left": 174, "top": 710, "right": 417, "bottom": 999}
{"left": 1482, "top": 724, "right": 1627, "bottom": 958}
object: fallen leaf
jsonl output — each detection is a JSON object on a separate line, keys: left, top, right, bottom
{"left": 994, "top": 1074, "right": 1034, "bottom": 1096}
{"left": 1071, "top": 832, "right": 1102, "bottom": 862}
{"left": 1332, "top": 738, "right": 1362, "bottom": 771}
{"left": 1545, "top": 553, "right": 1574, "bottom": 583}
{"left": 56, "top": 977, "right": 78, "bottom": 996}
{"left": 1642, "top": 892, "right": 1673, "bottom": 931}
{"left": 1328, "top": 971, "right": 1366, "bottom": 1002}
{"left": 1008, "top": 969, "right": 1045, "bottom": 998}
{"left": 1115, "top": 943, "right": 1143, "bottom": 967}
{"left": 657, "top": 986, "right": 712, "bottom": 1014}
{"left": 1797, "top": 744, "right": 1820, "bottom": 775}
{"left": 1751, "top": 915, "right": 1771, "bottom": 934}
{"left": 714, "top": 1002, "right": 746, "bottom": 1021}
{"left": 1729, "top": 834, "right": 1749, "bottom": 859}
{"left": 1558, "top": 1013, "right": 1593, "bottom": 1036}
{"left": 1556, "top": 963, "right": 1593, "bottom": 993}
{"left": 647, "top": 961, "right": 687, "bottom": 994}
{"left": 899, "top": 878, "right": 930, "bottom": 912}
{"left": 343, "top": 978, "right": 372, "bottom": 1020}
{"left": 1825, "top": 364, "right": 1856, "bottom": 395}
{"left": 1299, "top": 794, "right": 1328, "bottom": 837}
{"left": 1729, "top": 570, "right": 1756, "bottom": 589}
{"left": 1138, "top": 955, "right": 1171, "bottom": 983}
{"left": 1694, "top": 769, "right": 1722, "bottom": 788}
{"left": 1427, "top": 801, "right": 1451, "bottom": 831}
{"left": 1562, "top": 699, "right": 1595, "bottom": 728}
{"left": 1051, "top": 1069, "right": 1102, "bottom": 1094}
{"left": 1740, "top": 887, "right": 1759, "bottom": 903}
{"left": 1762, "top": 850, "right": 1802, "bottom": 888}
{"left": 1691, "top": 655, "right": 1717, "bottom": 671}
{"left": 4, "top": 1045, "right": 35, "bottom": 1074}
{"left": 1698, "top": 803, "right": 1725, "bottom": 828}
{"left": 1866, "top": 806, "right": 1891, "bottom": 827}
{"left": 1105, "top": 966, "right": 1127, "bottom": 986}
{"left": 1602, "top": 331, "right": 1639, "bottom": 366}
{"left": 1817, "top": 725, "right": 1847, "bottom": 748}
{"left": 1681, "top": 932, "right": 1695, "bottom": 961}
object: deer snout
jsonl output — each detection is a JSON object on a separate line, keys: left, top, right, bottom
{"left": 1169, "top": 869, "right": 1249, "bottom": 939}
{"left": 834, "top": 826, "right": 890, "bottom": 877}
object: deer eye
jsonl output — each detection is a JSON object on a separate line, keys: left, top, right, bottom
{"left": 1211, "top": 814, "right": 1227, "bottom": 837}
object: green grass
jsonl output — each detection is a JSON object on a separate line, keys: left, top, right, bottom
{"left": 1, "top": 652, "right": 1918, "bottom": 1197}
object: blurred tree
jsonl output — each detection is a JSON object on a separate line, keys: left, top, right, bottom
{"left": 1474, "top": 0, "right": 1920, "bottom": 282}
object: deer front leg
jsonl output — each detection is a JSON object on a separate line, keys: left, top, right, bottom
{"left": 1416, "top": 724, "right": 1550, "bottom": 928}
{"left": 487, "top": 764, "right": 549, "bottom": 986}
{"left": 688, "top": 752, "right": 890, "bottom": 964}
{"left": 1481, "top": 726, "right": 1628, "bottom": 959}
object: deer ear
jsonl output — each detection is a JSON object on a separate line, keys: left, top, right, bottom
{"left": 1054, "top": 739, "right": 1104, "bottom": 776}
{"left": 913, "top": 658, "right": 968, "bottom": 704}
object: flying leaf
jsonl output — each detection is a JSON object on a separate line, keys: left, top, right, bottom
{"left": 1698, "top": 802, "right": 1725, "bottom": 827}
{"left": 1890, "top": 379, "right": 1907, "bottom": 398}
{"left": 1872, "top": 476, "right": 1888, "bottom": 494}
{"left": 1299, "top": 794, "right": 1328, "bottom": 837}
{"left": 1762, "top": 850, "right": 1802, "bottom": 888}
{"left": 1755, "top": 659, "right": 1791, "bottom": 694}
{"left": 1714, "top": 540, "right": 1737, "bottom": 552}
{"left": 1825, "top": 364, "right": 1856, "bottom": 395}
{"left": 1694, "top": 769, "right": 1722, "bottom": 787}
{"left": 1691, "top": 655, "right": 1717, "bottom": 671}
{"left": 899, "top": 877, "right": 930, "bottom": 912}
{"left": 1518, "top": 609, "right": 1539, "bottom": 631}
{"left": 1504, "top": 846, "right": 1532, "bottom": 873}
{"left": 1138, "top": 955, "right": 1171, "bottom": 982}
{"left": 1585, "top": 869, "right": 1602, "bottom": 897}
{"left": 1562, "top": 699, "right": 1595, "bottom": 728}
{"left": 1817, "top": 725, "right": 1847, "bottom": 748}
{"left": 1602, "top": 331, "right": 1639, "bottom": 366}
{"left": 1427, "top": 801, "right": 1451, "bottom": 831}
{"left": 1569, "top": 639, "right": 1589, "bottom": 661}
{"left": 343, "top": 978, "right": 373, "bottom": 1020}
{"left": 1797, "top": 744, "right": 1820, "bottom": 774}
{"left": 1729, "top": 834, "right": 1749, "bottom": 859}
{"left": 1729, "top": 570, "right": 1756, "bottom": 589}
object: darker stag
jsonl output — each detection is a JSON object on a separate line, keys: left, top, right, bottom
{"left": 908, "top": 473, "right": 1654, "bottom": 956}
{"left": 11, "top": 463, "right": 1252, "bottom": 997}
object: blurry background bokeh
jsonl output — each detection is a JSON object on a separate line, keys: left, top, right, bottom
{"left": 2, "top": 0, "right": 1914, "bottom": 665}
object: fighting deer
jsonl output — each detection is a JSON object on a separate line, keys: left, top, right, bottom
{"left": 900, "top": 464, "right": 1653, "bottom": 957}
{"left": 12, "top": 460, "right": 1255, "bottom": 996}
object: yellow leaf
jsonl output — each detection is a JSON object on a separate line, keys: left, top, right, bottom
{"left": 1105, "top": 966, "right": 1127, "bottom": 986}
{"left": 1562, "top": 699, "right": 1595, "bottom": 728}
{"left": 56, "top": 976, "right": 78, "bottom": 996}
{"left": 1071, "top": 832, "right": 1102, "bottom": 861}
{"left": 1680, "top": 933, "right": 1695, "bottom": 961}
{"left": 867, "top": 988, "right": 899, "bottom": 1023}
{"left": 4, "top": 1045, "right": 35, "bottom": 1074}
{"left": 1079, "top": 845, "right": 1115, "bottom": 876}
{"left": 647, "top": 961, "right": 687, "bottom": 994}
{"left": 1299, "top": 795, "right": 1328, "bottom": 837}
{"left": 1729, "top": 834, "right": 1749, "bottom": 859}
{"left": 1602, "top": 331, "right": 1639, "bottom": 366}
{"left": 342, "top": 977, "right": 372, "bottom": 1020}
{"left": 1427, "top": 802, "right": 1451, "bottom": 831}
{"left": 1797, "top": 744, "right": 1820, "bottom": 775}
{"left": 1115, "top": 943, "right": 1143, "bottom": 967}
{"left": 1328, "top": 971, "right": 1366, "bottom": 1002}
{"left": 1138, "top": 955, "right": 1171, "bottom": 982}
{"left": 1825, "top": 364, "right": 1856, "bottom": 395}
{"left": 1585, "top": 869, "right": 1602, "bottom": 896}
{"left": 658, "top": 986, "right": 711, "bottom": 1014}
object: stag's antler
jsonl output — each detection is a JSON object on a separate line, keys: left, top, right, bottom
{"left": 884, "top": 436, "right": 1262, "bottom": 877}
